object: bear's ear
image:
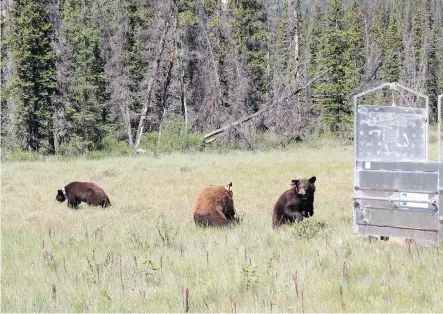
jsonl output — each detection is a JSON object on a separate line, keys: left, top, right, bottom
{"left": 308, "top": 176, "right": 316, "bottom": 184}
{"left": 291, "top": 179, "right": 299, "bottom": 186}
{"left": 226, "top": 182, "right": 232, "bottom": 192}
{"left": 57, "top": 189, "right": 63, "bottom": 196}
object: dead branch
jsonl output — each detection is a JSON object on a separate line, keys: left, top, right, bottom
{"left": 203, "top": 67, "right": 332, "bottom": 143}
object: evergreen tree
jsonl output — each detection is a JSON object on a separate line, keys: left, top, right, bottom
{"left": 270, "top": 1, "right": 289, "bottom": 92}
{"left": 380, "top": 0, "right": 402, "bottom": 83}
{"left": 5, "top": 0, "right": 56, "bottom": 152}
{"left": 229, "top": 0, "right": 269, "bottom": 111}
{"left": 60, "top": 0, "right": 110, "bottom": 153}
{"left": 310, "top": 0, "right": 365, "bottom": 136}
{"left": 412, "top": 1, "right": 424, "bottom": 71}
{"left": 343, "top": 0, "right": 365, "bottom": 90}
{"left": 309, "top": 0, "right": 325, "bottom": 81}
{"left": 426, "top": 27, "right": 439, "bottom": 121}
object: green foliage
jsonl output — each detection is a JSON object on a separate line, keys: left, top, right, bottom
{"left": 310, "top": 0, "right": 365, "bottom": 137}
{"left": 137, "top": 253, "right": 161, "bottom": 277}
{"left": 140, "top": 119, "right": 203, "bottom": 153}
{"left": 60, "top": 0, "right": 110, "bottom": 151}
{"left": 5, "top": 0, "right": 56, "bottom": 151}
{"left": 207, "top": 15, "right": 222, "bottom": 27}
{"left": 229, "top": 0, "right": 269, "bottom": 109}
{"left": 380, "top": 0, "right": 402, "bottom": 82}
{"left": 240, "top": 263, "right": 259, "bottom": 291}
{"left": 100, "top": 135, "right": 133, "bottom": 155}
{"left": 58, "top": 134, "right": 93, "bottom": 156}
{"left": 289, "top": 219, "right": 327, "bottom": 240}
{"left": 127, "top": 1, "right": 153, "bottom": 86}
{"left": 156, "top": 216, "right": 180, "bottom": 248}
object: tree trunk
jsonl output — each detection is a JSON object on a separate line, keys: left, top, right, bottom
{"left": 134, "top": 4, "right": 175, "bottom": 149}
{"left": 158, "top": 14, "right": 177, "bottom": 144}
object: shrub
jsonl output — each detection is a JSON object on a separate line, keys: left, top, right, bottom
{"left": 58, "top": 134, "right": 93, "bottom": 157}
{"left": 140, "top": 119, "right": 203, "bottom": 153}
{"left": 98, "top": 135, "right": 133, "bottom": 156}
{"left": 290, "top": 220, "right": 326, "bottom": 240}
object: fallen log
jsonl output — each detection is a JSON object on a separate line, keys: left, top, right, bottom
{"left": 203, "top": 67, "right": 332, "bottom": 143}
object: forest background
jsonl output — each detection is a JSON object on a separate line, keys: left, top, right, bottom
{"left": 1, "top": 0, "right": 443, "bottom": 160}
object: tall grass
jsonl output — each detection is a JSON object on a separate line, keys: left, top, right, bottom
{"left": 2, "top": 145, "right": 442, "bottom": 312}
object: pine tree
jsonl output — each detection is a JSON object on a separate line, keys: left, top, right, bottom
{"left": 229, "top": 0, "right": 269, "bottom": 111}
{"left": 310, "top": 0, "right": 365, "bottom": 136}
{"left": 309, "top": 0, "right": 326, "bottom": 81}
{"left": 426, "top": 27, "right": 439, "bottom": 121}
{"left": 343, "top": 0, "right": 365, "bottom": 90}
{"left": 60, "top": 0, "right": 110, "bottom": 153}
{"left": 412, "top": 1, "right": 424, "bottom": 72}
{"left": 270, "top": 1, "right": 289, "bottom": 92}
{"left": 380, "top": 0, "right": 402, "bottom": 83}
{"left": 5, "top": 0, "right": 56, "bottom": 152}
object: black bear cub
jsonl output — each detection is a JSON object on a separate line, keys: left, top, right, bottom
{"left": 272, "top": 176, "right": 316, "bottom": 227}
{"left": 56, "top": 182, "right": 111, "bottom": 209}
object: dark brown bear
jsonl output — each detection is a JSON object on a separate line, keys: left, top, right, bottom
{"left": 272, "top": 176, "right": 316, "bottom": 227}
{"left": 192, "top": 182, "right": 236, "bottom": 227}
{"left": 56, "top": 182, "right": 111, "bottom": 209}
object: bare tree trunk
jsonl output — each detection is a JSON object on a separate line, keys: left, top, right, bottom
{"left": 134, "top": 4, "right": 175, "bottom": 149}
{"left": 197, "top": 8, "right": 223, "bottom": 108}
{"left": 180, "top": 52, "right": 188, "bottom": 131}
{"left": 292, "top": 0, "right": 300, "bottom": 81}
{"left": 158, "top": 14, "right": 178, "bottom": 144}
{"left": 176, "top": 13, "right": 188, "bottom": 131}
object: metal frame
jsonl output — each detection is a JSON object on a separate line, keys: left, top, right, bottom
{"left": 352, "top": 83, "right": 441, "bottom": 245}
{"left": 439, "top": 94, "right": 443, "bottom": 160}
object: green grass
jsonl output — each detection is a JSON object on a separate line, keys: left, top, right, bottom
{"left": 2, "top": 145, "right": 443, "bottom": 312}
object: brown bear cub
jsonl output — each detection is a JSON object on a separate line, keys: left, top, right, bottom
{"left": 272, "top": 176, "right": 316, "bottom": 227}
{"left": 56, "top": 182, "right": 111, "bottom": 209}
{"left": 192, "top": 182, "right": 237, "bottom": 227}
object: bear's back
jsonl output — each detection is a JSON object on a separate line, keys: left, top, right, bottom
{"left": 66, "top": 182, "right": 104, "bottom": 193}
{"left": 192, "top": 185, "right": 230, "bottom": 213}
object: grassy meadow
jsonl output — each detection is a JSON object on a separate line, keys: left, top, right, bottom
{"left": 2, "top": 144, "right": 443, "bottom": 312}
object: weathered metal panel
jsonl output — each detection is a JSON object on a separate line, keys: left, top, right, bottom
{"left": 438, "top": 162, "right": 443, "bottom": 241}
{"left": 354, "top": 204, "right": 438, "bottom": 231}
{"left": 354, "top": 224, "right": 439, "bottom": 243}
{"left": 356, "top": 105, "right": 426, "bottom": 161}
{"left": 356, "top": 160, "right": 439, "bottom": 172}
{"left": 356, "top": 169, "right": 438, "bottom": 192}
{"left": 353, "top": 189, "right": 437, "bottom": 209}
